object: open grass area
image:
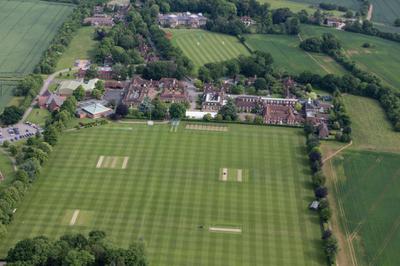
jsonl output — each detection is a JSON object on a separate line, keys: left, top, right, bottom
{"left": 342, "top": 95, "right": 400, "bottom": 153}
{"left": 0, "top": 150, "right": 15, "bottom": 190}
{"left": 245, "top": 34, "right": 346, "bottom": 75}
{"left": 259, "top": 0, "right": 345, "bottom": 16}
{"left": 301, "top": 25, "right": 400, "bottom": 91}
{"left": 0, "top": 122, "right": 325, "bottom": 265}
{"left": 0, "top": 81, "right": 18, "bottom": 112}
{"left": 0, "top": 0, "right": 74, "bottom": 77}
{"left": 330, "top": 150, "right": 400, "bottom": 266}
{"left": 289, "top": 0, "right": 360, "bottom": 10}
{"left": 56, "top": 26, "right": 98, "bottom": 71}
{"left": 25, "top": 108, "right": 51, "bottom": 126}
{"left": 165, "top": 29, "right": 250, "bottom": 69}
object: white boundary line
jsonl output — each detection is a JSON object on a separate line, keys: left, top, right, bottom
{"left": 237, "top": 169, "right": 242, "bottom": 182}
{"left": 222, "top": 168, "right": 228, "bottom": 181}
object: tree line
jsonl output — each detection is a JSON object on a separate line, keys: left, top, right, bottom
{"left": 6, "top": 231, "right": 147, "bottom": 265}
{"left": 299, "top": 33, "right": 400, "bottom": 131}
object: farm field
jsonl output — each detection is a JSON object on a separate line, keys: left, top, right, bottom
{"left": 369, "top": 0, "right": 400, "bottom": 28}
{"left": 289, "top": 0, "right": 360, "bottom": 10}
{"left": 301, "top": 25, "right": 400, "bottom": 91}
{"left": 0, "top": 122, "right": 325, "bottom": 265}
{"left": 258, "top": 0, "right": 344, "bottom": 16}
{"left": 165, "top": 29, "right": 250, "bottom": 69}
{"left": 56, "top": 26, "right": 98, "bottom": 71}
{"left": 330, "top": 150, "right": 400, "bottom": 266}
{"left": 342, "top": 95, "right": 400, "bottom": 153}
{"left": 0, "top": 0, "right": 73, "bottom": 77}
{"left": 322, "top": 94, "right": 400, "bottom": 265}
{"left": 245, "top": 34, "right": 346, "bottom": 75}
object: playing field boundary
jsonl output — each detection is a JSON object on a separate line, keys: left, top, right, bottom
{"left": 209, "top": 227, "right": 242, "bottom": 233}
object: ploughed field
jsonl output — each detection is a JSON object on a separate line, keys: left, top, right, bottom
{"left": 0, "top": 0, "right": 73, "bottom": 77}
{"left": 0, "top": 122, "right": 324, "bottom": 265}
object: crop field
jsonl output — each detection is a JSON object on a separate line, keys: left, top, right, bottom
{"left": 0, "top": 122, "right": 325, "bottom": 265}
{"left": 331, "top": 150, "right": 400, "bottom": 266}
{"left": 165, "top": 29, "right": 250, "bottom": 69}
{"left": 245, "top": 34, "right": 346, "bottom": 75}
{"left": 369, "top": 0, "right": 400, "bottom": 27}
{"left": 0, "top": 0, "right": 73, "bottom": 77}
{"left": 301, "top": 25, "right": 400, "bottom": 91}
{"left": 289, "top": 0, "right": 360, "bottom": 10}
{"left": 56, "top": 26, "right": 98, "bottom": 71}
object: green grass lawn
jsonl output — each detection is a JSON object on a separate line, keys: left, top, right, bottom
{"left": 56, "top": 26, "right": 98, "bottom": 71}
{"left": 0, "top": 0, "right": 73, "bottom": 76}
{"left": 301, "top": 25, "right": 400, "bottom": 91}
{"left": 165, "top": 29, "right": 250, "bottom": 69}
{"left": 0, "top": 122, "right": 325, "bottom": 265}
{"left": 0, "top": 81, "right": 18, "bottom": 112}
{"left": 342, "top": 95, "right": 400, "bottom": 153}
{"left": 25, "top": 108, "right": 51, "bottom": 126}
{"left": 245, "top": 34, "right": 347, "bottom": 75}
{"left": 0, "top": 150, "right": 15, "bottom": 190}
{"left": 331, "top": 150, "right": 400, "bottom": 266}
{"left": 259, "top": 0, "right": 345, "bottom": 16}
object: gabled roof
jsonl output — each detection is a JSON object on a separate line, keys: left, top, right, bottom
{"left": 82, "top": 103, "right": 111, "bottom": 115}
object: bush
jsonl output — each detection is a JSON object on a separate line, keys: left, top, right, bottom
{"left": 315, "top": 186, "right": 328, "bottom": 199}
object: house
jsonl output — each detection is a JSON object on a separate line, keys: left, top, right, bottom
{"left": 159, "top": 78, "right": 188, "bottom": 103}
{"left": 83, "top": 14, "right": 114, "bottom": 27}
{"left": 318, "top": 123, "right": 330, "bottom": 139}
{"left": 240, "top": 16, "right": 256, "bottom": 27}
{"left": 158, "top": 12, "right": 207, "bottom": 28}
{"left": 235, "top": 96, "right": 298, "bottom": 113}
{"left": 77, "top": 66, "right": 113, "bottom": 80}
{"left": 122, "top": 77, "right": 158, "bottom": 107}
{"left": 74, "top": 59, "right": 90, "bottom": 70}
{"left": 263, "top": 104, "right": 304, "bottom": 125}
{"left": 79, "top": 103, "right": 112, "bottom": 118}
{"left": 201, "top": 84, "right": 226, "bottom": 112}
{"left": 305, "top": 99, "right": 333, "bottom": 125}
{"left": 107, "top": 0, "right": 130, "bottom": 10}
{"left": 57, "top": 79, "right": 99, "bottom": 96}
{"left": 38, "top": 90, "right": 66, "bottom": 112}
{"left": 324, "top": 17, "right": 346, "bottom": 29}
{"left": 105, "top": 80, "right": 128, "bottom": 90}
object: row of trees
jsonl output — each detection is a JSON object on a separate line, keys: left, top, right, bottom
{"left": 344, "top": 20, "right": 400, "bottom": 44}
{"left": 6, "top": 231, "right": 147, "bottom": 265}
{"left": 36, "top": 0, "right": 108, "bottom": 74}
{"left": 304, "top": 125, "right": 338, "bottom": 265}
{"left": 299, "top": 34, "right": 400, "bottom": 131}
{"left": 120, "top": 99, "right": 187, "bottom": 120}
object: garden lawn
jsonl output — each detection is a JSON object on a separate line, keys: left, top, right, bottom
{"left": 165, "top": 29, "right": 250, "bottom": 69}
{"left": 56, "top": 26, "right": 98, "bottom": 71}
{"left": 301, "top": 25, "right": 400, "bottom": 91}
{"left": 0, "top": 122, "right": 325, "bottom": 265}
{"left": 245, "top": 34, "right": 346, "bottom": 75}
{"left": 25, "top": 108, "right": 51, "bottom": 126}
{"left": 0, "top": 0, "right": 74, "bottom": 77}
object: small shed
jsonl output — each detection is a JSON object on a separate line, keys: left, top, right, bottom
{"left": 309, "top": 201, "right": 320, "bottom": 210}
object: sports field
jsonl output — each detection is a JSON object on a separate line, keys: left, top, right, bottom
{"left": 165, "top": 29, "right": 250, "bottom": 69}
{"left": 56, "top": 26, "right": 98, "bottom": 71}
{"left": 0, "top": 0, "right": 73, "bottom": 77}
{"left": 245, "top": 34, "right": 346, "bottom": 75}
{"left": 301, "top": 25, "right": 400, "bottom": 91}
{"left": 0, "top": 122, "right": 324, "bottom": 265}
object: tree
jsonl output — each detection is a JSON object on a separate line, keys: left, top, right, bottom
{"left": 72, "top": 85, "right": 85, "bottom": 101}
{"left": 43, "top": 125, "right": 59, "bottom": 146}
{"left": 19, "top": 158, "right": 41, "bottom": 180}
{"left": 65, "top": 250, "right": 95, "bottom": 266}
{"left": 218, "top": 98, "right": 238, "bottom": 121}
{"left": 324, "top": 236, "right": 338, "bottom": 264}
{"left": 115, "top": 104, "right": 129, "bottom": 118}
{"left": 253, "top": 116, "right": 264, "bottom": 125}
{"left": 0, "top": 106, "right": 24, "bottom": 125}
{"left": 85, "top": 65, "right": 98, "bottom": 80}
{"left": 394, "top": 18, "right": 400, "bottom": 27}
{"left": 148, "top": 99, "right": 166, "bottom": 120}
{"left": 169, "top": 103, "right": 186, "bottom": 119}
{"left": 203, "top": 113, "right": 212, "bottom": 121}
{"left": 315, "top": 186, "right": 328, "bottom": 198}
{"left": 6, "top": 236, "right": 53, "bottom": 265}
{"left": 309, "top": 147, "right": 322, "bottom": 162}
{"left": 254, "top": 78, "right": 267, "bottom": 91}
